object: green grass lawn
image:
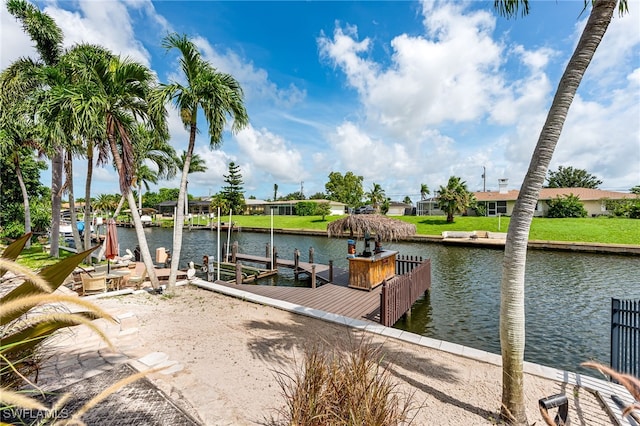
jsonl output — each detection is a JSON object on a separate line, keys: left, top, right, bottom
{"left": 232, "top": 214, "right": 640, "bottom": 245}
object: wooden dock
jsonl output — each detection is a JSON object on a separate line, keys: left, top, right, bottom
{"left": 213, "top": 280, "right": 382, "bottom": 323}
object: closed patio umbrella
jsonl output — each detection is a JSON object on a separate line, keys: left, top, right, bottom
{"left": 105, "top": 218, "right": 118, "bottom": 273}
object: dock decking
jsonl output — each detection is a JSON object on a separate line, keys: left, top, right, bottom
{"left": 214, "top": 280, "right": 382, "bottom": 323}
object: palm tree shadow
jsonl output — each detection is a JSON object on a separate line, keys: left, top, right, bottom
{"left": 244, "top": 314, "right": 459, "bottom": 383}
{"left": 419, "top": 218, "right": 449, "bottom": 225}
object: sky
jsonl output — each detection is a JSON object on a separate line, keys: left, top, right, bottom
{"left": 2, "top": 0, "right": 639, "bottom": 202}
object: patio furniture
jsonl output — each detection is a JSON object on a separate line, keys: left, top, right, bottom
{"left": 81, "top": 273, "right": 107, "bottom": 296}
{"left": 127, "top": 267, "right": 147, "bottom": 289}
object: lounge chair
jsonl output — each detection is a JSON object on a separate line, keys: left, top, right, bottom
{"left": 127, "top": 267, "right": 147, "bottom": 289}
{"left": 81, "top": 273, "right": 107, "bottom": 295}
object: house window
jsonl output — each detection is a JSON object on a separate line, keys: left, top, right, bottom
{"left": 497, "top": 201, "right": 507, "bottom": 214}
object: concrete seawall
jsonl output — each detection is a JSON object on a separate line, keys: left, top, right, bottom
{"left": 239, "top": 226, "right": 640, "bottom": 256}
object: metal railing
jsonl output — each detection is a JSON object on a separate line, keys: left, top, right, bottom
{"left": 611, "top": 298, "right": 639, "bottom": 378}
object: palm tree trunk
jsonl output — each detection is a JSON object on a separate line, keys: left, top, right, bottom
{"left": 84, "top": 141, "right": 94, "bottom": 261}
{"left": 65, "top": 151, "right": 83, "bottom": 253}
{"left": 108, "top": 131, "right": 159, "bottom": 288}
{"left": 49, "top": 149, "right": 63, "bottom": 258}
{"left": 499, "top": 2, "right": 616, "bottom": 423}
{"left": 168, "top": 122, "right": 196, "bottom": 288}
{"left": 127, "top": 190, "right": 159, "bottom": 287}
{"left": 14, "top": 156, "right": 31, "bottom": 249}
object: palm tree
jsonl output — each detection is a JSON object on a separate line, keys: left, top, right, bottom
{"left": 494, "top": 1, "right": 627, "bottom": 423}
{"left": 7, "top": 0, "right": 64, "bottom": 257}
{"left": 437, "top": 176, "right": 474, "bottom": 223}
{"left": 420, "top": 183, "right": 430, "bottom": 201}
{"left": 365, "top": 183, "right": 385, "bottom": 213}
{"left": 273, "top": 183, "right": 279, "bottom": 201}
{"left": 160, "top": 32, "right": 249, "bottom": 288}
{"left": 53, "top": 52, "right": 168, "bottom": 288}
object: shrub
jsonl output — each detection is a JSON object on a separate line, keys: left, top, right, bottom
{"left": 271, "top": 339, "right": 416, "bottom": 425}
{"left": 295, "top": 201, "right": 317, "bottom": 216}
{"left": 546, "top": 194, "right": 587, "bottom": 218}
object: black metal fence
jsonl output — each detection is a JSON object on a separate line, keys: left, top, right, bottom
{"left": 611, "top": 298, "right": 639, "bottom": 378}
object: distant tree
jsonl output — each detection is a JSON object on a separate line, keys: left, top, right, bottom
{"left": 365, "top": 183, "right": 386, "bottom": 213}
{"left": 281, "top": 191, "right": 304, "bottom": 201}
{"left": 316, "top": 202, "right": 332, "bottom": 220}
{"left": 221, "top": 162, "right": 245, "bottom": 213}
{"left": 403, "top": 196, "right": 412, "bottom": 205}
{"left": 309, "top": 192, "right": 327, "bottom": 200}
{"left": 325, "top": 171, "right": 364, "bottom": 207}
{"left": 273, "top": 183, "right": 278, "bottom": 201}
{"left": 546, "top": 166, "right": 602, "bottom": 188}
{"left": 209, "top": 193, "right": 230, "bottom": 215}
{"left": 381, "top": 198, "right": 390, "bottom": 215}
{"left": 630, "top": 185, "right": 640, "bottom": 195}
{"left": 295, "top": 201, "right": 316, "bottom": 216}
{"left": 437, "top": 176, "right": 475, "bottom": 223}
{"left": 420, "top": 183, "right": 430, "bottom": 200}
{"left": 546, "top": 194, "right": 588, "bottom": 218}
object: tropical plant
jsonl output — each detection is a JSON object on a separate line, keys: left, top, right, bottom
{"left": 437, "top": 176, "right": 475, "bottom": 223}
{"left": 630, "top": 185, "right": 640, "bottom": 195}
{"left": 51, "top": 50, "right": 168, "bottom": 288}
{"left": 273, "top": 183, "right": 279, "bottom": 201}
{"left": 403, "top": 196, "right": 412, "bottom": 205}
{"left": 7, "top": 0, "right": 64, "bottom": 258}
{"left": 494, "top": 1, "right": 628, "bottom": 423}
{"left": 160, "top": 32, "right": 249, "bottom": 288}
{"left": 420, "top": 183, "right": 430, "bottom": 200}
{"left": 546, "top": 165, "right": 603, "bottom": 188}
{"left": 365, "top": 183, "right": 386, "bottom": 213}
{"left": 0, "top": 234, "right": 112, "bottom": 389}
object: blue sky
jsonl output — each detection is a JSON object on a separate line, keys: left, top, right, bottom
{"left": 2, "top": 1, "right": 639, "bottom": 202}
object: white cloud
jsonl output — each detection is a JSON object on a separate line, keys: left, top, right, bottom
{"left": 234, "top": 124, "right": 306, "bottom": 183}
{"left": 192, "top": 36, "right": 305, "bottom": 107}
{"left": 43, "top": 1, "right": 152, "bottom": 66}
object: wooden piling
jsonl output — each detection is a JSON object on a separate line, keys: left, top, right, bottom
{"left": 311, "top": 264, "right": 316, "bottom": 289}
{"left": 235, "top": 261, "right": 243, "bottom": 284}
{"left": 309, "top": 247, "right": 314, "bottom": 263}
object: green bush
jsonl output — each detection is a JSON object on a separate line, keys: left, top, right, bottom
{"left": 547, "top": 194, "right": 587, "bottom": 218}
{"left": 295, "top": 201, "right": 317, "bottom": 216}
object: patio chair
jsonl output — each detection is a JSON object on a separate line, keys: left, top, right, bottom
{"left": 127, "top": 267, "right": 148, "bottom": 289}
{"left": 81, "top": 273, "right": 107, "bottom": 296}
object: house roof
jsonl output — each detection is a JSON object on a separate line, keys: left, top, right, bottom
{"left": 473, "top": 188, "right": 636, "bottom": 202}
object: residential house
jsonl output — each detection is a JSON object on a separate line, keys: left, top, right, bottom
{"left": 473, "top": 180, "right": 636, "bottom": 217}
{"left": 386, "top": 201, "right": 413, "bottom": 216}
{"left": 260, "top": 199, "right": 347, "bottom": 216}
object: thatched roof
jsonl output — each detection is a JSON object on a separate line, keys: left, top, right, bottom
{"left": 327, "top": 214, "right": 416, "bottom": 241}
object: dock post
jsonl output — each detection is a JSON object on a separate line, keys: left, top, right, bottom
{"left": 311, "top": 264, "right": 316, "bottom": 289}
{"left": 232, "top": 241, "right": 238, "bottom": 263}
{"left": 273, "top": 247, "right": 278, "bottom": 270}
{"left": 222, "top": 243, "right": 227, "bottom": 263}
{"left": 265, "top": 243, "right": 271, "bottom": 269}
{"left": 309, "top": 247, "right": 314, "bottom": 263}
{"left": 294, "top": 249, "right": 300, "bottom": 279}
{"left": 235, "top": 261, "right": 243, "bottom": 284}
{"left": 329, "top": 260, "right": 333, "bottom": 283}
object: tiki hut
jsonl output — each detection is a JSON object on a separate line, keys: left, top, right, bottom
{"left": 327, "top": 214, "right": 416, "bottom": 242}
{"left": 327, "top": 214, "right": 417, "bottom": 291}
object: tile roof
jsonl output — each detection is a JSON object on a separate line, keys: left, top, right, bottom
{"left": 473, "top": 188, "right": 636, "bottom": 201}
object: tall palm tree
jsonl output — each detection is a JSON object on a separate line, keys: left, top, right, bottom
{"left": 437, "top": 176, "right": 474, "bottom": 223}
{"left": 7, "top": 0, "right": 64, "bottom": 257}
{"left": 53, "top": 53, "right": 168, "bottom": 288}
{"left": 420, "top": 183, "right": 430, "bottom": 201}
{"left": 365, "top": 183, "right": 385, "bottom": 213}
{"left": 494, "top": 1, "right": 627, "bottom": 423}
{"left": 160, "top": 32, "right": 249, "bottom": 288}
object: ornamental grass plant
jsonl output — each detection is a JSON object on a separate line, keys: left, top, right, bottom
{"left": 270, "top": 338, "right": 417, "bottom": 426}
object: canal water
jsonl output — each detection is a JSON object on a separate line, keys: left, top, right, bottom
{"left": 116, "top": 226, "right": 640, "bottom": 376}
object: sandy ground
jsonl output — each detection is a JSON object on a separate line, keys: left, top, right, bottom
{"left": 77, "top": 285, "right": 611, "bottom": 425}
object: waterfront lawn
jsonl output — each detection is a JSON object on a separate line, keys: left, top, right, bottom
{"left": 233, "top": 215, "right": 639, "bottom": 245}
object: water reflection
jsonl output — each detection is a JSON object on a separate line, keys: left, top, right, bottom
{"left": 115, "top": 227, "right": 640, "bottom": 376}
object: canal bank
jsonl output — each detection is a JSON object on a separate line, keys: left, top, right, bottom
{"left": 237, "top": 226, "right": 640, "bottom": 255}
